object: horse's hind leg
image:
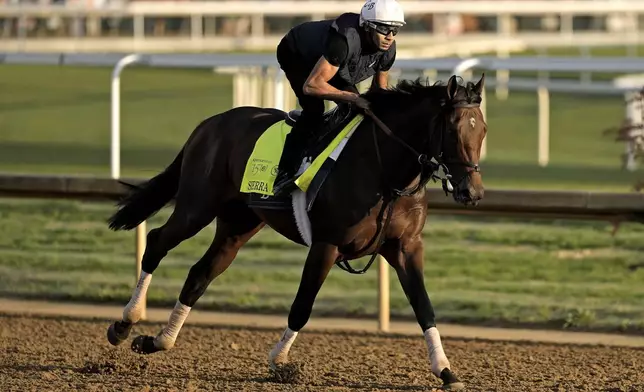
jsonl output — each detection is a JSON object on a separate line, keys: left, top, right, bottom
{"left": 131, "top": 200, "right": 264, "bottom": 354}
{"left": 380, "top": 237, "right": 464, "bottom": 391}
{"left": 107, "top": 200, "right": 219, "bottom": 347}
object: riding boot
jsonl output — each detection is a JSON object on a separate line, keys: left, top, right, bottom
{"left": 273, "top": 120, "right": 311, "bottom": 196}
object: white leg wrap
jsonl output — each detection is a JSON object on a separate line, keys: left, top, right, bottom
{"left": 153, "top": 300, "right": 191, "bottom": 350}
{"left": 122, "top": 272, "right": 152, "bottom": 323}
{"left": 424, "top": 327, "right": 451, "bottom": 378}
{"left": 268, "top": 327, "right": 298, "bottom": 369}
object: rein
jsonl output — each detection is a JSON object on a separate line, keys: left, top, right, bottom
{"left": 366, "top": 105, "right": 481, "bottom": 186}
{"left": 335, "top": 101, "right": 480, "bottom": 275}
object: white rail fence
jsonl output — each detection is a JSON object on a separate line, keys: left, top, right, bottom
{"left": 3, "top": 52, "right": 644, "bottom": 169}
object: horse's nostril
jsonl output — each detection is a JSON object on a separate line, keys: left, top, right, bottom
{"left": 469, "top": 188, "right": 484, "bottom": 201}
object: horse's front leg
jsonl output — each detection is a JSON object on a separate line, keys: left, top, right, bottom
{"left": 381, "top": 237, "right": 464, "bottom": 391}
{"left": 268, "top": 242, "right": 338, "bottom": 369}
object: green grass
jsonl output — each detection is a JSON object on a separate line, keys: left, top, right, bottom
{"left": 1, "top": 52, "right": 644, "bottom": 333}
{"left": 1, "top": 64, "right": 642, "bottom": 190}
{"left": 0, "top": 65, "right": 232, "bottom": 176}
{"left": 1, "top": 198, "right": 643, "bottom": 333}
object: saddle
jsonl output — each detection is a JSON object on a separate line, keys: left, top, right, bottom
{"left": 247, "top": 103, "right": 359, "bottom": 210}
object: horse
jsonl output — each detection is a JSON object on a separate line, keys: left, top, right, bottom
{"left": 105, "top": 73, "right": 487, "bottom": 391}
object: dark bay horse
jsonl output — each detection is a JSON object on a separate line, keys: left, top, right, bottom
{"left": 105, "top": 74, "right": 487, "bottom": 390}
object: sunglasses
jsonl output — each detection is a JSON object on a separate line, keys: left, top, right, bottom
{"left": 366, "top": 22, "right": 400, "bottom": 36}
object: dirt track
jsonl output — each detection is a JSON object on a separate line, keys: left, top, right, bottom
{"left": 1, "top": 313, "right": 643, "bottom": 392}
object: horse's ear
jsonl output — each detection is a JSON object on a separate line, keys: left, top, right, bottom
{"left": 447, "top": 75, "right": 458, "bottom": 100}
{"left": 473, "top": 73, "right": 485, "bottom": 95}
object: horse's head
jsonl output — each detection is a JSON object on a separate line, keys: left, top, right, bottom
{"left": 362, "top": 75, "right": 486, "bottom": 205}
{"left": 439, "top": 74, "right": 486, "bottom": 205}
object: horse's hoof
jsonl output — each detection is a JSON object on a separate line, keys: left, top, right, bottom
{"left": 440, "top": 368, "right": 465, "bottom": 390}
{"left": 107, "top": 321, "right": 133, "bottom": 346}
{"left": 131, "top": 335, "right": 161, "bottom": 355}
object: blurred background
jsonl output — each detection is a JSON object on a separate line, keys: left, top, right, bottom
{"left": 1, "top": 0, "right": 644, "bottom": 334}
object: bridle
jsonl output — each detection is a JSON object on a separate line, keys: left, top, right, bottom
{"left": 366, "top": 100, "right": 481, "bottom": 196}
{"left": 335, "top": 99, "right": 482, "bottom": 274}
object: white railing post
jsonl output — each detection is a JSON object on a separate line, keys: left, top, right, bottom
{"left": 274, "top": 68, "right": 285, "bottom": 111}
{"left": 377, "top": 255, "right": 390, "bottom": 332}
{"left": 452, "top": 58, "right": 487, "bottom": 160}
{"left": 537, "top": 86, "right": 550, "bottom": 167}
{"left": 452, "top": 58, "right": 481, "bottom": 77}
{"left": 111, "top": 53, "right": 147, "bottom": 320}
{"left": 111, "top": 54, "right": 143, "bottom": 180}
{"left": 496, "top": 50, "right": 509, "bottom": 100}
{"left": 625, "top": 90, "right": 643, "bottom": 171}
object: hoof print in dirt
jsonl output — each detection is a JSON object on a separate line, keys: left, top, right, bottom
{"left": 77, "top": 358, "right": 149, "bottom": 376}
{"left": 78, "top": 361, "right": 119, "bottom": 375}
{"left": 268, "top": 363, "right": 305, "bottom": 384}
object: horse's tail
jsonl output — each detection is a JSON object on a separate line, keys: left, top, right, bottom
{"left": 107, "top": 148, "right": 184, "bottom": 231}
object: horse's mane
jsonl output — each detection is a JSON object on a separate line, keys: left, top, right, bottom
{"left": 362, "top": 77, "right": 449, "bottom": 111}
{"left": 357, "top": 76, "right": 482, "bottom": 163}
{"left": 362, "top": 76, "right": 479, "bottom": 113}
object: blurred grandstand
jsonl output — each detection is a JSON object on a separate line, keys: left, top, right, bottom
{"left": 0, "top": 0, "right": 642, "bottom": 53}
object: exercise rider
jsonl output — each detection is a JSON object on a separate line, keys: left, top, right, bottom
{"left": 272, "top": 0, "right": 406, "bottom": 196}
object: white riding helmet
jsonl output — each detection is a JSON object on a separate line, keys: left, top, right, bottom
{"left": 359, "top": 0, "right": 406, "bottom": 27}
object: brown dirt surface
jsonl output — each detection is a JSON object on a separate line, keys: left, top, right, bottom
{"left": 1, "top": 314, "right": 644, "bottom": 392}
